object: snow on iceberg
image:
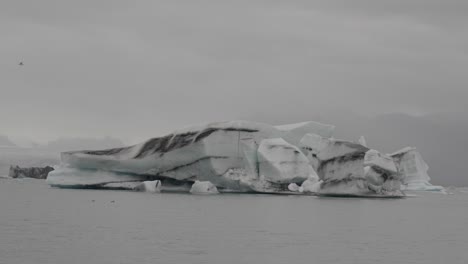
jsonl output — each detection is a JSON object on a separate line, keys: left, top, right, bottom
{"left": 390, "top": 147, "right": 444, "bottom": 192}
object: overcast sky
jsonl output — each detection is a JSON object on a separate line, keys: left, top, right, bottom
{"left": 1, "top": 0, "right": 467, "bottom": 143}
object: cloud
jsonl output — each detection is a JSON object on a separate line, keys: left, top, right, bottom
{"left": 1, "top": 0, "right": 467, "bottom": 142}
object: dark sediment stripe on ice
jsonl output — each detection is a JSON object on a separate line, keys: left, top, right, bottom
{"left": 160, "top": 156, "right": 230, "bottom": 173}
{"left": 318, "top": 152, "right": 366, "bottom": 173}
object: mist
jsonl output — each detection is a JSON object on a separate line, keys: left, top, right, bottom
{"left": 1, "top": 0, "right": 467, "bottom": 185}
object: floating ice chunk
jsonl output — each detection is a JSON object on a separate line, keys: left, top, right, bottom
{"left": 299, "top": 178, "right": 322, "bottom": 193}
{"left": 275, "top": 121, "right": 335, "bottom": 146}
{"left": 190, "top": 181, "right": 219, "bottom": 194}
{"left": 9, "top": 165, "right": 54, "bottom": 179}
{"left": 391, "top": 147, "right": 444, "bottom": 192}
{"left": 364, "top": 149, "right": 397, "bottom": 174}
{"left": 257, "top": 138, "right": 313, "bottom": 184}
{"left": 134, "top": 180, "right": 161, "bottom": 193}
{"left": 288, "top": 183, "right": 300, "bottom": 192}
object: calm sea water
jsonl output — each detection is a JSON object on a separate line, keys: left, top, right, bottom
{"left": 1, "top": 180, "right": 468, "bottom": 264}
{"left": 1, "top": 148, "right": 468, "bottom": 264}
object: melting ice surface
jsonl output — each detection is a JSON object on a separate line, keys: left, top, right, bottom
{"left": 46, "top": 120, "right": 442, "bottom": 197}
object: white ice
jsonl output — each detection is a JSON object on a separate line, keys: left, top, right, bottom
{"left": 358, "top": 136, "right": 367, "bottom": 147}
{"left": 134, "top": 180, "right": 161, "bottom": 193}
{"left": 190, "top": 181, "right": 219, "bottom": 194}
{"left": 298, "top": 178, "right": 322, "bottom": 193}
{"left": 275, "top": 121, "right": 335, "bottom": 146}
{"left": 391, "top": 147, "right": 444, "bottom": 192}
{"left": 288, "top": 183, "right": 300, "bottom": 192}
{"left": 46, "top": 166, "right": 147, "bottom": 187}
{"left": 257, "top": 138, "right": 315, "bottom": 184}
{"left": 364, "top": 149, "right": 397, "bottom": 173}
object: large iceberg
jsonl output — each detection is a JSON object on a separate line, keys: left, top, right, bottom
{"left": 390, "top": 147, "right": 444, "bottom": 192}
{"left": 47, "top": 120, "right": 406, "bottom": 197}
{"left": 48, "top": 121, "right": 326, "bottom": 194}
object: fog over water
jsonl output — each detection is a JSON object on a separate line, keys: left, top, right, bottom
{"left": 1, "top": 0, "right": 467, "bottom": 185}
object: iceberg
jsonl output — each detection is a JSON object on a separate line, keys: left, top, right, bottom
{"left": 46, "top": 120, "right": 407, "bottom": 197}
{"left": 9, "top": 165, "right": 54, "bottom": 179}
{"left": 47, "top": 121, "right": 328, "bottom": 194}
{"left": 390, "top": 147, "right": 444, "bottom": 192}
{"left": 300, "top": 134, "right": 403, "bottom": 197}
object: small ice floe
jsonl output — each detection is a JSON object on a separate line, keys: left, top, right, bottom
{"left": 288, "top": 183, "right": 300, "bottom": 192}
{"left": 9, "top": 165, "right": 54, "bottom": 179}
{"left": 299, "top": 178, "right": 322, "bottom": 194}
{"left": 190, "top": 181, "right": 219, "bottom": 194}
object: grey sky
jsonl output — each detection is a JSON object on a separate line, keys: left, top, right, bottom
{"left": 1, "top": 0, "right": 467, "bottom": 143}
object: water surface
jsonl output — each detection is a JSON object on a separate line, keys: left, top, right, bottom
{"left": 1, "top": 178, "right": 467, "bottom": 264}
